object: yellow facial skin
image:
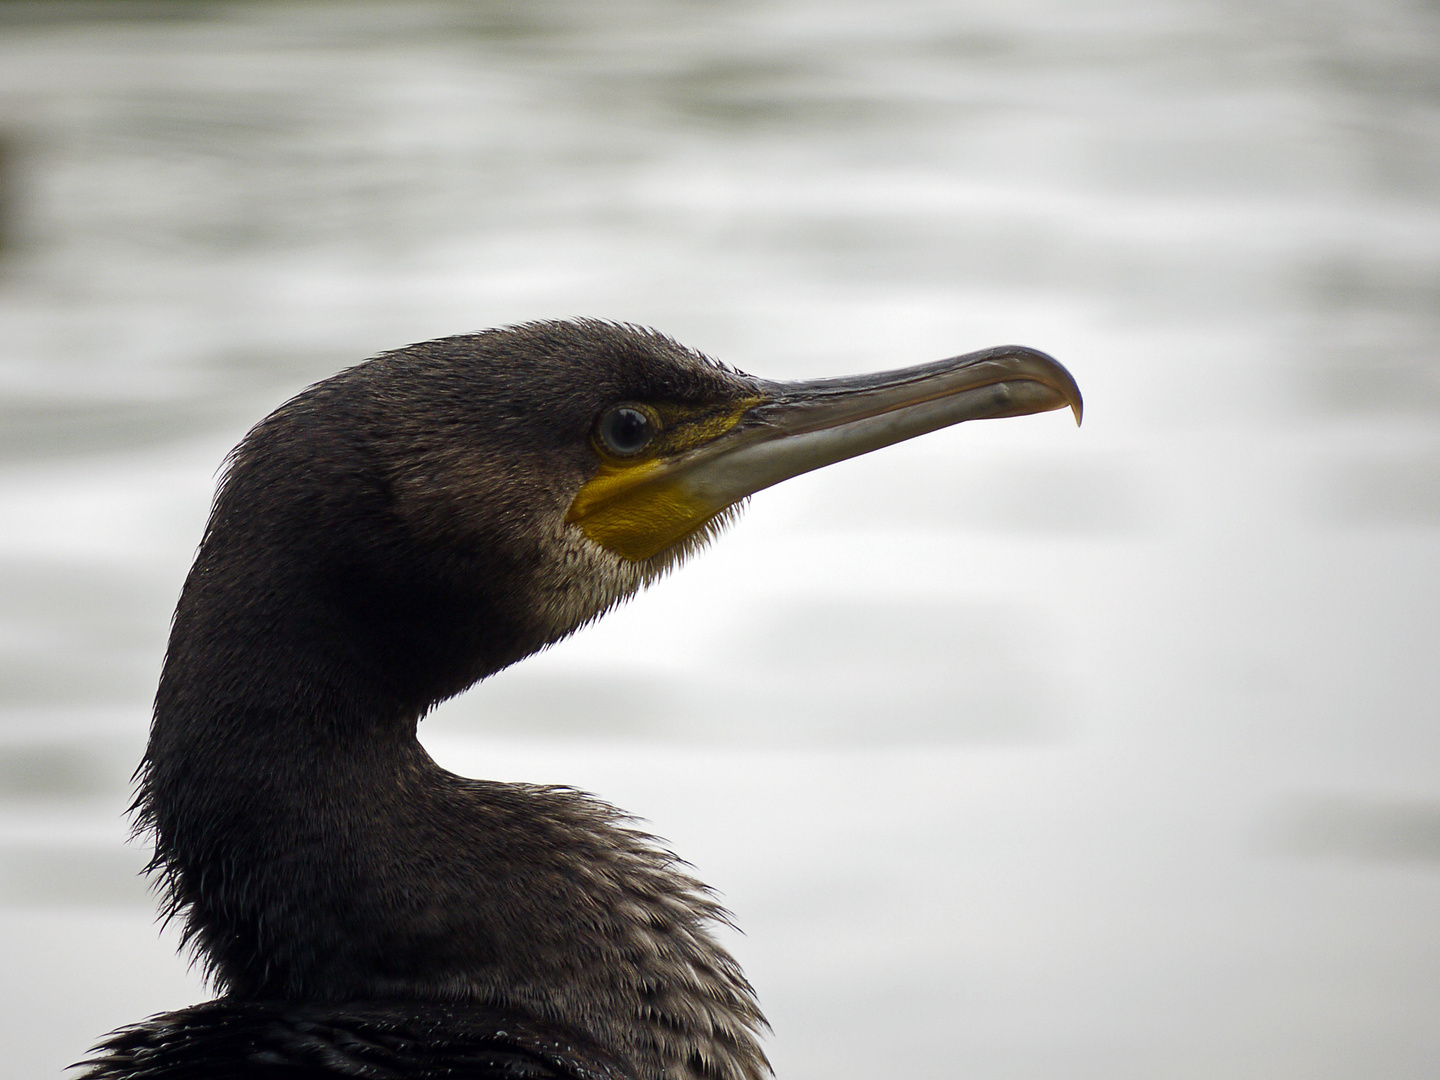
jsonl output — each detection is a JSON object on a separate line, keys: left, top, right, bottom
{"left": 566, "top": 398, "right": 762, "bottom": 562}
{"left": 565, "top": 345, "right": 1083, "bottom": 563}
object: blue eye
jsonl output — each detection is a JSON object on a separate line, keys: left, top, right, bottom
{"left": 596, "top": 405, "right": 657, "bottom": 456}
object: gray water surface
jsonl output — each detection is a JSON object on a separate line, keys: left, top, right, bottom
{"left": 1, "top": 2, "right": 1438, "bottom": 1077}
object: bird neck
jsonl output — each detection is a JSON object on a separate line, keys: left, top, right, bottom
{"left": 138, "top": 565, "right": 771, "bottom": 1080}
{"left": 143, "top": 587, "right": 438, "bottom": 998}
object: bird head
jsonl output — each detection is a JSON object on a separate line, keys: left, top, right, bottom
{"left": 194, "top": 319, "right": 1080, "bottom": 712}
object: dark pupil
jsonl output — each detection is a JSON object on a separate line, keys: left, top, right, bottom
{"left": 600, "top": 407, "right": 653, "bottom": 454}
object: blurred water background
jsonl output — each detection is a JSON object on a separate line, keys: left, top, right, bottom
{"left": 1, "top": 0, "right": 1438, "bottom": 1076}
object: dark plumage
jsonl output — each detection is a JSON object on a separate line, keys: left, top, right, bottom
{"left": 81, "top": 1000, "right": 627, "bottom": 1079}
{"left": 81, "top": 320, "right": 1080, "bottom": 1080}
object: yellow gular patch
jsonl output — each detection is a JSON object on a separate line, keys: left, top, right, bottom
{"left": 566, "top": 461, "right": 717, "bottom": 561}
{"left": 566, "top": 398, "right": 762, "bottom": 561}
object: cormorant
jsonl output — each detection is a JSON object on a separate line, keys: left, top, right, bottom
{"left": 79, "top": 320, "right": 1081, "bottom": 1080}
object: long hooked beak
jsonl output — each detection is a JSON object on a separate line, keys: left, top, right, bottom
{"left": 568, "top": 345, "right": 1082, "bottom": 561}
